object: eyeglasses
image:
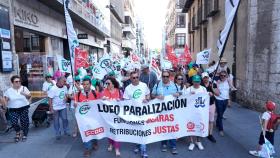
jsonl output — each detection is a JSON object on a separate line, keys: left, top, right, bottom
{"left": 132, "top": 76, "right": 139, "bottom": 79}
{"left": 177, "top": 78, "right": 183, "bottom": 80}
{"left": 162, "top": 75, "right": 169, "bottom": 78}
{"left": 14, "top": 80, "right": 21, "bottom": 83}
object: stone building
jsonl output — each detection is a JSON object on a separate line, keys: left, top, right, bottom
{"left": 183, "top": 0, "right": 280, "bottom": 110}
{"left": 182, "top": 0, "right": 235, "bottom": 69}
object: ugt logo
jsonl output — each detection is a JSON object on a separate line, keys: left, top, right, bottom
{"left": 194, "top": 97, "right": 205, "bottom": 108}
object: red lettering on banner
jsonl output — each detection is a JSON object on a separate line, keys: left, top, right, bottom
{"left": 146, "top": 114, "right": 174, "bottom": 124}
{"left": 152, "top": 124, "right": 179, "bottom": 134}
{"left": 84, "top": 127, "right": 104, "bottom": 137}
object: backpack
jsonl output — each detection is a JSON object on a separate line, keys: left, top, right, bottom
{"left": 77, "top": 90, "right": 97, "bottom": 102}
{"left": 267, "top": 112, "right": 280, "bottom": 131}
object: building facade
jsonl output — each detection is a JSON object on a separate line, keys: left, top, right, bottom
{"left": 122, "top": 0, "right": 136, "bottom": 57}
{"left": 107, "top": 0, "right": 124, "bottom": 56}
{"left": 165, "top": 0, "right": 188, "bottom": 57}
{"left": 183, "top": 0, "right": 280, "bottom": 110}
{"left": 183, "top": 0, "right": 235, "bottom": 68}
{"left": 0, "top": 0, "right": 110, "bottom": 97}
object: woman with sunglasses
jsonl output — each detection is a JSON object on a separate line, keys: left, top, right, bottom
{"left": 67, "top": 76, "right": 82, "bottom": 137}
{"left": 213, "top": 71, "right": 230, "bottom": 137}
{"left": 3, "top": 75, "right": 31, "bottom": 142}
{"left": 102, "top": 77, "right": 122, "bottom": 157}
{"left": 174, "top": 73, "right": 186, "bottom": 95}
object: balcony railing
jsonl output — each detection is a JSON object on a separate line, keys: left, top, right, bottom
{"left": 56, "top": 0, "right": 110, "bottom": 36}
{"left": 122, "top": 24, "right": 136, "bottom": 39}
{"left": 207, "top": 0, "right": 219, "bottom": 17}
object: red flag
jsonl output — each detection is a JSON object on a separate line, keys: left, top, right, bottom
{"left": 74, "top": 48, "right": 89, "bottom": 72}
{"left": 179, "top": 44, "right": 192, "bottom": 65}
{"left": 166, "top": 44, "right": 178, "bottom": 67}
{"left": 131, "top": 53, "right": 140, "bottom": 62}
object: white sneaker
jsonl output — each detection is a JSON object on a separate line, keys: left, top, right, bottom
{"left": 196, "top": 142, "right": 204, "bottom": 150}
{"left": 188, "top": 143, "right": 195, "bottom": 151}
{"left": 249, "top": 150, "right": 260, "bottom": 157}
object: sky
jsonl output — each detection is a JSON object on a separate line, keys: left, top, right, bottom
{"left": 134, "top": 0, "right": 168, "bottom": 50}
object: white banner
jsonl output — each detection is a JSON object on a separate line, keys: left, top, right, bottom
{"left": 76, "top": 94, "right": 209, "bottom": 144}
{"left": 56, "top": 55, "right": 71, "bottom": 73}
{"left": 217, "top": 0, "right": 240, "bottom": 57}
{"left": 196, "top": 49, "right": 211, "bottom": 65}
{"left": 64, "top": 0, "right": 79, "bottom": 74}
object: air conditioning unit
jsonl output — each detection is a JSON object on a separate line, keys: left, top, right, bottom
{"left": 207, "top": 0, "right": 219, "bottom": 17}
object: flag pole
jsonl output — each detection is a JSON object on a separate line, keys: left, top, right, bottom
{"left": 211, "top": 1, "right": 241, "bottom": 80}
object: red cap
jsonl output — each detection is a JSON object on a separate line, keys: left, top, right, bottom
{"left": 266, "top": 101, "right": 276, "bottom": 111}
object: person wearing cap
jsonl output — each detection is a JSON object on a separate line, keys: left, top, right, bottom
{"left": 140, "top": 64, "right": 158, "bottom": 93}
{"left": 185, "top": 75, "right": 208, "bottom": 151}
{"left": 67, "top": 76, "right": 82, "bottom": 137}
{"left": 201, "top": 72, "right": 216, "bottom": 143}
{"left": 42, "top": 73, "right": 56, "bottom": 97}
{"left": 213, "top": 70, "right": 231, "bottom": 137}
{"left": 249, "top": 101, "right": 279, "bottom": 157}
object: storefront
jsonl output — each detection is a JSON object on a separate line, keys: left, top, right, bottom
{"left": 13, "top": 0, "right": 106, "bottom": 97}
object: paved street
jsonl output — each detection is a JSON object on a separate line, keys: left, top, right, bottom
{"left": 0, "top": 102, "right": 279, "bottom": 158}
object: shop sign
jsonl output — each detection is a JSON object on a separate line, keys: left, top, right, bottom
{"left": 0, "top": 28, "right": 11, "bottom": 39}
{"left": 77, "top": 34, "right": 88, "bottom": 39}
{"left": 14, "top": 7, "right": 39, "bottom": 27}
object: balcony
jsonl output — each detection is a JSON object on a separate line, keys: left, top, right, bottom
{"left": 38, "top": 0, "right": 110, "bottom": 37}
{"left": 207, "top": 0, "right": 220, "bottom": 17}
{"left": 122, "top": 24, "right": 136, "bottom": 39}
{"left": 122, "top": 39, "right": 134, "bottom": 50}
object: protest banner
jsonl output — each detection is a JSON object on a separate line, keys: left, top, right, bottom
{"left": 56, "top": 55, "right": 71, "bottom": 73}
{"left": 196, "top": 49, "right": 211, "bottom": 65}
{"left": 76, "top": 93, "right": 209, "bottom": 144}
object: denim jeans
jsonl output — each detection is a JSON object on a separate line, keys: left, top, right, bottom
{"left": 215, "top": 99, "right": 228, "bottom": 131}
{"left": 84, "top": 139, "right": 98, "bottom": 150}
{"left": 161, "top": 139, "right": 176, "bottom": 148}
{"left": 53, "top": 108, "right": 69, "bottom": 136}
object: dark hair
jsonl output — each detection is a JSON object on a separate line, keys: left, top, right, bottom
{"left": 83, "top": 78, "right": 91, "bottom": 83}
{"left": 220, "top": 70, "right": 228, "bottom": 75}
{"left": 174, "top": 73, "right": 184, "bottom": 90}
{"left": 11, "top": 75, "right": 20, "bottom": 83}
{"left": 130, "top": 71, "right": 138, "bottom": 76}
{"left": 106, "top": 77, "right": 120, "bottom": 89}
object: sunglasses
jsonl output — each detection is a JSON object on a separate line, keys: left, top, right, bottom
{"left": 14, "top": 80, "right": 21, "bottom": 83}
{"left": 162, "top": 75, "right": 169, "bottom": 78}
{"left": 105, "top": 82, "right": 111, "bottom": 85}
{"left": 220, "top": 75, "right": 227, "bottom": 77}
{"left": 132, "top": 76, "right": 139, "bottom": 79}
{"left": 177, "top": 78, "right": 183, "bottom": 80}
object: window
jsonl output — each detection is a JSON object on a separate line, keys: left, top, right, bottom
{"left": 31, "top": 35, "right": 40, "bottom": 51}
{"left": 176, "top": 0, "right": 184, "bottom": 9}
{"left": 176, "top": 33, "right": 186, "bottom": 48}
{"left": 203, "top": 27, "right": 207, "bottom": 48}
{"left": 176, "top": 14, "right": 186, "bottom": 28}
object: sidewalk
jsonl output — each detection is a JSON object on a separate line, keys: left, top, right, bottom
{"left": 0, "top": 103, "right": 279, "bottom": 158}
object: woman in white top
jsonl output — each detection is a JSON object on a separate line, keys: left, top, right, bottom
{"left": 213, "top": 70, "right": 230, "bottom": 137}
{"left": 174, "top": 73, "right": 186, "bottom": 95}
{"left": 4, "top": 75, "right": 31, "bottom": 142}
